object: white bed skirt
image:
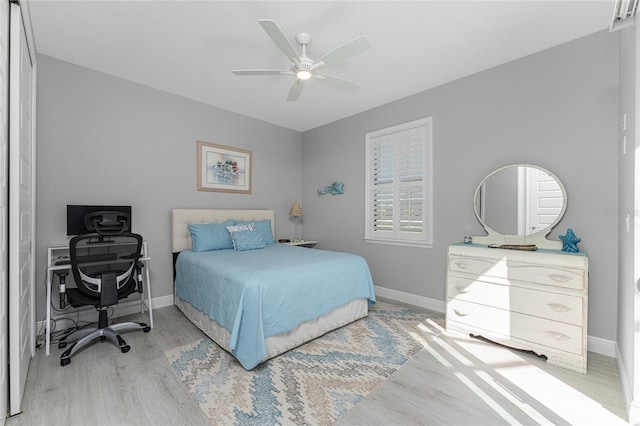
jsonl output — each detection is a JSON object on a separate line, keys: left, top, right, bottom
{"left": 175, "top": 297, "right": 368, "bottom": 364}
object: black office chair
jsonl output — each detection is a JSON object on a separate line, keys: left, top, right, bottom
{"left": 59, "top": 212, "right": 150, "bottom": 366}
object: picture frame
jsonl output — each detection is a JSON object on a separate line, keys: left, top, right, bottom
{"left": 197, "top": 141, "right": 252, "bottom": 194}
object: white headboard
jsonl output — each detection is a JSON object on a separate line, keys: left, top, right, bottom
{"left": 171, "top": 208, "right": 276, "bottom": 252}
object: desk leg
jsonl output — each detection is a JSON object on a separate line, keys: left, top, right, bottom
{"left": 144, "top": 259, "right": 153, "bottom": 328}
{"left": 45, "top": 268, "right": 51, "bottom": 356}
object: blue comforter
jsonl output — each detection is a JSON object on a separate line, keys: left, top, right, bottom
{"left": 175, "top": 244, "right": 376, "bottom": 369}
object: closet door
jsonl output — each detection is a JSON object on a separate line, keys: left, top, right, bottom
{"left": 0, "top": 0, "right": 8, "bottom": 422}
{"left": 8, "top": 2, "right": 34, "bottom": 416}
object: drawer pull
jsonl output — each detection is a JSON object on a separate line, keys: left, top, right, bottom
{"left": 455, "top": 286, "right": 471, "bottom": 294}
{"left": 547, "top": 303, "right": 571, "bottom": 313}
{"left": 545, "top": 331, "right": 570, "bottom": 341}
{"left": 453, "top": 308, "right": 471, "bottom": 317}
{"left": 455, "top": 262, "right": 472, "bottom": 269}
{"left": 548, "top": 274, "right": 571, "bottom": 283}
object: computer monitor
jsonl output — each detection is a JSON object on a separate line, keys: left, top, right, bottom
{"left": 66, "top": 205, "right": 132, "bottom": 236}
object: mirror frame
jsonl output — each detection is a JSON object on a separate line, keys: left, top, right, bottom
{"left": 472, "top": 164, "right": 566, "bottom": 249}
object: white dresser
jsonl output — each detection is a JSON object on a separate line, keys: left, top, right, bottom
{"left": 446, "top": 243, "right": 588, "bottom": 373}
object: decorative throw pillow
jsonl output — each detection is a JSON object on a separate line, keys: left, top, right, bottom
{"left": 225, "top": 223, "right": 255, "bottom": 234}
{"left": 231, "top": 229, "right": 266, "bottom": 251}
{"left": 234, "top": 219, "right": 275, "bottom": 244}
{"left": 226, "top": 223, "right": 265, "bottom": 251}
{"left": 188, "top": 220, "right": 235, "bottom": 251}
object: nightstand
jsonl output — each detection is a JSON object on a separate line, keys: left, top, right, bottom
{"left": 285, "top": 240, "right": 317, "bottom": 248}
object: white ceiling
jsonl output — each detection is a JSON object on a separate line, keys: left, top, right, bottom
{"left": 27, "top": 1, "right": 614, "bottom": 132}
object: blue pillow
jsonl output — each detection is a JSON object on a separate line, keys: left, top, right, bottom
{"left": 234, "top": 219, "right": 274, "bottom": 244}
{"left": 228, "top": 229, "right": 266, "bottom": 251}
{"left": 188, "top": 220, "right": 234, "bottom": 251}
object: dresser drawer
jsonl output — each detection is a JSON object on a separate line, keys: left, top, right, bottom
{"left": 447, "top": 276, "right": 583, "bottom": 325}
{"left": 448, "top": 255, "right": 585, "bottom": 290}
{"left": 446, "top": 299, "right": 583, "bottom": 355}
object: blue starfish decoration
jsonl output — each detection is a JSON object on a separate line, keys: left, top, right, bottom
{"left": 559, "top": 228, "right": 581, "bottom": 253}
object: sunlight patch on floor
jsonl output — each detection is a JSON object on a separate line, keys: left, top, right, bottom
{"left": 465, "top": 336, "right": 625, "bottom": 425}
{"left": 410, "top": 319, "right": 626, "bottom": 426}
{"left": 410, "top": 330, "right": 521, "bottom": 425}
{"left": 434, "top": 332, "right": 554, "bottom": 425}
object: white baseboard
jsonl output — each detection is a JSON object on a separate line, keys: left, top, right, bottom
{"left": 374, "top": 285, "right": 617, "bottom": 358}
{"left": 374, "top": 285, "right": 445, "bottom": 313}
{"left": 588, "top": 335, "right": 616, "bottom": 358}
{"left": 152, "top": 294, "right": 175, "bottom": 309}
{"left": 37, "top": 294, "right": 174, "bottom": 336}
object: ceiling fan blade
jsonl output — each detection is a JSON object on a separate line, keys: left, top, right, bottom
{"left": 287, "top": 80, "right": 305, "bottom": 102}
{"left": 313, "top": 74, "right": 360, "bottom": 92}
{"left": 232, "top": 69, "right": 292, "bottom": 76}
{"left": 315, "top": 36, "right": 370, "bottom": 67}
{"left": 259, "top": 19, "right": 300, "bottom": 63}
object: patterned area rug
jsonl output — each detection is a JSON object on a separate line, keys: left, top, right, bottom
{"left": 165, "top": 302, "right": 444, "bottom": 425}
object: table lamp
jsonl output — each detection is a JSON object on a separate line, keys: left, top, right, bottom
{"left": 288, "top": 202, "right": 303, "bottom": 242}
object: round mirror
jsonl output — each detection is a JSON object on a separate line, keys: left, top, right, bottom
{"left": 473, "top": 164, "right": 566, "bottom": 246}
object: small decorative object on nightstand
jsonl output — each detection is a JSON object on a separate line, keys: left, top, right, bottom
{"left": 285, "top": 240, "right": 317, "bottom": 248}
{"left": 288, "top": 202, "right": 304, "bottom": 242}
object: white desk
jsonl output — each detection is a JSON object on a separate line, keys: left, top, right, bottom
{"left": 45, "top": 241, "right": 153, "bottom": 356}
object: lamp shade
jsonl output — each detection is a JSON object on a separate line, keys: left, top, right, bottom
{"left": 288, "top": 202, "right": 303, "bottom": 217}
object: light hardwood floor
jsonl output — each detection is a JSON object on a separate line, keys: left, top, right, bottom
{"left": 7, "top": 302, "right": 628, "bottom": 425}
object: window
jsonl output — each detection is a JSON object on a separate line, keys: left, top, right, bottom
{"left": 364, "top": 117, "right": 432, "bottom": 247}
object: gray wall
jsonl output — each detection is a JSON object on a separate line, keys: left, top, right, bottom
{"left": 301, "top": 30, "right": 620, "bottom": 341}
{"left": 617, "top": 24, "right": 637, "bottom": 413}
{"left": 35, "top": 55, "right": 302, "bottom": 320}
{"left": 37, "top": 29, "right": 621, "bottom": 343}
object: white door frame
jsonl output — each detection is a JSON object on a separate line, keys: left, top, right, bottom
{"left": 0, "top": 1, "right": 9, "bottom": 423}
{"left": 630, "top": 17, "right": 640, "bottom": 424}
{"left": 8, "top": 1, "right": 36, "bottom": 416}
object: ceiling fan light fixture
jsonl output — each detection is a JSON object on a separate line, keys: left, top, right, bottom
{"left": 296, "top": 69, "right": 312, "bottom": 80}
{"left": 232, "top": 19, "right": 370, "bottom": 101}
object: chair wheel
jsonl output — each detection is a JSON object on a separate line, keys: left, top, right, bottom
{"left": 61, "top": 358, "right": 70, "bottom": 367}
{"left": 143, "top": 326, "right": 151, "bottom": 333}
{"left": 58, "top": 342, "right": 67, "bottom": 349}
{"left": 121, "top": 345, "right": 130, "bottom": 353}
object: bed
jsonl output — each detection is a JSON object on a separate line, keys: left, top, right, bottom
{"left": 172, "top": 208, "right": 376, "bottom": 370}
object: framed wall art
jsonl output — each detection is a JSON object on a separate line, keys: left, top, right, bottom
{"left": 197, "top": 141, "right": 252, "bottom": 194}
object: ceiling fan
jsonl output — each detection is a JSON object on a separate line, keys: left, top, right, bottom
{"left": 232, "top": 19, "right": 371, "bottom": 101}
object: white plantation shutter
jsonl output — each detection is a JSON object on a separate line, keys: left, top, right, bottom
{"left": 372, "top": 135, "right": 394, "bottom": 233}
{"left": 398, "top": 127, "right": 425, "bottom": 236}
{"left": 365, "top": 117, "right": 432, "bottom": 247}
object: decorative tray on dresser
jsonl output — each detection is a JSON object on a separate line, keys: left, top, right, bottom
{"left": 446, "top": 242, "right": 588, "bottom": 373}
